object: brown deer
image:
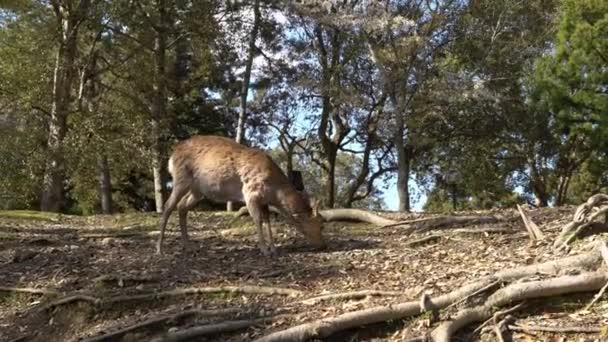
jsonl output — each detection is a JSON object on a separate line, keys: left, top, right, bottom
{"left": 156, "top": 135, "right": 325, "bottom": 255}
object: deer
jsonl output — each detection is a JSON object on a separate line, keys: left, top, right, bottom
{"left": 156, "top": 135, "right": 326, "bottom": 255}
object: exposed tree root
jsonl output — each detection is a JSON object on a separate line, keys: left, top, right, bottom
{"left": 555, "top": 193, "right": 608, "bottom": 248}
{"left": 253, "top": 246, "right": 605, "bottom": 342}
{"left": 150, "top": 314, "right": 287, "bottom": 342}
{"left": 252, "top": 280, "right": 494, "bottom": 342}
{"left": 300, "top": 290, "right": 406, "bottom": 305}
{"left": 430, "top": 271, "right": 608, "bottom": 342}
{"left": 318, "top": 209, "right": 397, "bottom": 226}
{"left": 235, "top": 206, "right": 397, "bottom": 226}
{"left": 43, "top": 285, "right": 302, "bottom": 311}
{"left": 81, "top": 308, "right": 242, "bottom": 342}
{"left": 383, "top": 215, "right": 500, "bottom": 234}
{"left": 508, "top": 324, "right": 602, "bottom": 334}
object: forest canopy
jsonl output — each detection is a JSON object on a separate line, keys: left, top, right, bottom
{"left": 0, "top": 0, "right": 606, "bottom": 214}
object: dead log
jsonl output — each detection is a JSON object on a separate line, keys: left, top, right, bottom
{"left": 253, "top": 247, "right": 604, "bottom": 342}
{"left": 430, "top": 271, "right": 608, "bottom": 342}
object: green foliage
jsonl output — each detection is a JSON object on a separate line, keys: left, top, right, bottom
{"left": 534, "top": 0, "right": 607, "bottom": 140}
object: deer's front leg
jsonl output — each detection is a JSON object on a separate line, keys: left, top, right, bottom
{"left": 246, "top": 198, "right": 270, "bottom": 256}
{"left": 262, "top": 206, "right": 277, "bottom": 256}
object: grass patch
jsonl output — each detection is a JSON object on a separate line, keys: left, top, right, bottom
{"left": 0, "top": 210, "right": 62, "bottom": 222}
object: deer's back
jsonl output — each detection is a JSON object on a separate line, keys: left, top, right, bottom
{"left": 169, "top": 135, "right": 286, "bottom": 203}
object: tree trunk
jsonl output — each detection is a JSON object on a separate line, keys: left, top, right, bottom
{"left": 228, "top": 0, "right": 260, "bottom": 212}
{"left": 98, "top": 154, "right": 113, "bottom": 214}
{"left": 41, "top": 0, "right": 91, "bottom": 212}
{"left": 151, "top": 121, "right": 165, "bottom": 214}
{"left": 529, "top": 165, "right": 549, "bottom": 207}
{"left": 235, "top": 0, "right": 260, "bottom": 145}
{"left": 394, "top": 112, "right": 411, "bottom": 212}
{"left": 326, "top": 151, "right": 336, "bottom": 208}
{"left": 150, "top": 0, "right": 169, "bottom": 213}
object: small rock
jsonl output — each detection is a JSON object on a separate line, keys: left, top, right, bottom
{"left": 69, "top": 245, "right": 79, "bottom": 250}
{"left": 168, "top": 327, "right": 179, "bottom": 333}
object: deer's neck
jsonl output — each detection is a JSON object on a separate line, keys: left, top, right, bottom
{"left": 275, "top": 186, "right": 309, "bottom": 215}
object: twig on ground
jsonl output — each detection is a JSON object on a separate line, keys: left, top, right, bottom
{"left": 472, "top": 302, "right": 525, "bottom": 335}
{"left": 508, "top": 324, "right": 601, "bottom": 334}
{"left": 582, "top": 279, "right": 608, "bottom": 311}
{"left": 300, "top": 290, "right": 405, "bottom": 305}
{"left": 493, "top": 314, "right": 514, "bottom": 342}
{"left": 404, "top": 235, "right": 441, "bottom": 247}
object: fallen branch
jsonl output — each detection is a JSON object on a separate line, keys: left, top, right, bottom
{"left": 517, "top": 204, "right": 544, "bottom": 240}
{"left": 430, "top": 271, "right": 608, "bottom": 342}
{"left": 81, "top": 308, "right": 241, "bottom": 342}
{"left": 493, "top": 315, "right": 515, "bottom": 342}
{"left": 151, "top": 315, "right": 286, "bottom": 342}
{"left": 404, "top": 235, "right": 441, "bottom": 247}
{"left": 0, "top": 287, "right": 58, "bottom": 296}
{"left": 300, "top": 290, "right": 405, "bottom": 305}
{"left": 508, "top": 324, "right": 602, "bottom": 334}
{"left": 383, "top": 215, "right": 500, "bottom": 234}
{"left": 472, "top": 302, "right": 526, "bottom": 335}
{"left": 449, "top": 227, "right": 517, "bottom": 235}
{"left": 582, "top": 279, "right": 608, "bottom": 311}
{"left": 253, "top": 246, "right": 605, "bottom": 342}
{"left": 43, "top": 294, "right": 100, "bottom": 310}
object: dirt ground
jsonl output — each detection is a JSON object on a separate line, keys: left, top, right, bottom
{"left": 1, "top": 207, "right": 607, "bottom": 342}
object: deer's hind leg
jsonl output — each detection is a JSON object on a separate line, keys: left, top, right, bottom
{"left": 177, "top": 191, "right": 202, "bottom": 251}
